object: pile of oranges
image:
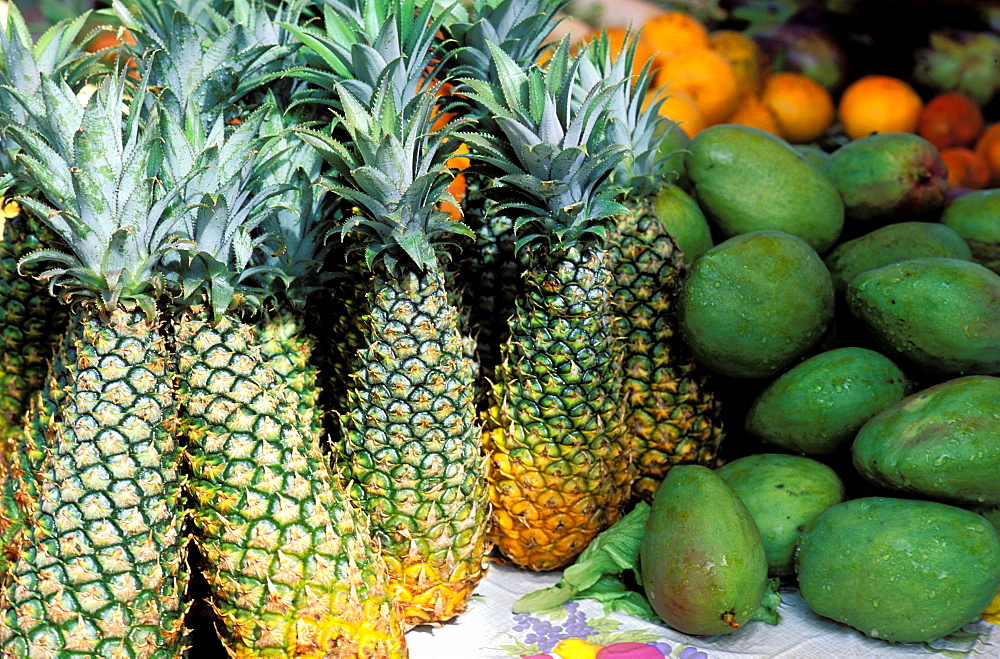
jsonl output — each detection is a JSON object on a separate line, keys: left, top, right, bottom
{"left": 594, "top": 11, "right": 835, "bottom": 144}
{"left": 587, "top": 11, "right": 1000, "bottom": 190}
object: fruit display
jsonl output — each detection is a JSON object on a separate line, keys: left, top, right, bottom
{"left": 0, "top": 0, "right": 997, "bottom": 656}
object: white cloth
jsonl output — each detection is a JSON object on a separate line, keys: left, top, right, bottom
{"left": 407, "top": 564, "right": 999, "bottom": 658}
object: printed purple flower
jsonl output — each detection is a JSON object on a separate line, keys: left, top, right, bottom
{"left": 679, "top": 648, "right": 709, "bottom": 659}
{"left": 648, "top": 641, "right": 672, "bottom": 655}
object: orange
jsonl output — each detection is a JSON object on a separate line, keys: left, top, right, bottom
{"left": 760, "top": 72, "right": 834, "bottom": 144}
{"left": 654, "top": 47, "right": 740, "bottom": 125}
{"left": 709, "top": 29, "right": 765, "bottom": 97}
{"left": 974, "top": 124, "right": 1000, "bottom": 187}
{"left": 641, "top": 11, "right": 709, "bottom": 60}
{"left": 837, "top": 75, "right": 923, "bottom": 141}
{"left": 726, "top": 94, "right": 781, "bottom": 136}
{"left": 939, "top": 147, "right": 991, "bottom": 190}
{"left": 917, "top": 92, "right": 985, "bottom": 149}
{"left": 447, "top": 142, "right": 471, "bottom": 172}
{"left": 440, "top": 173, "right": 467, "bottom": 222}
{"left": 650, "top": 88, "right": 707, "bottom": 138}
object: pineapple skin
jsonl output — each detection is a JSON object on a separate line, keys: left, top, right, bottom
{"left": 485, "top": 244, "right": 630, "bottom": 571}
{"left": 258, "top": 312, "right": 325, "bottom": 445}
{"left": 0, "top": 321, "right": 74, "bottom": 581}
{"left": 0, "top": 202, "right": 68, "bottom": 461}
{"left": 176, "top": 312, "right": 407, "bottom": 658}
{"left": 609, "top": 203, "right": 725, "bottom": 503}
{"left": 0, "top": 308, "right": 188, "bottom": 657}
{"left": 340, "top": 268, "right": 491, "bottom": 627}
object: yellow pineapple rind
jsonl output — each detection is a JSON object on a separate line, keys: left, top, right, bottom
{"left": 485, "top": 245, "right": 629, "bottom": 572}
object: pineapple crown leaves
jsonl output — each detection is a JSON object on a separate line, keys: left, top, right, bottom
{"left": 0, "top": 4, "right": 103, "bottom": 188}
{"left": 115, "top": 5, "right": 289, "bottom": 123}
{"left": 459, "top": 39, "right": 630, "bottom": 253}
{"left": 3, "top": 68, "right": 191, "bottom": 318}
{"left": 296, "top": 79, "right": 472, "bottom": 276}
{"left": 161, "top": 106, "right": 290, "bottom": 317}
{"left": 279, "top": 0, "right": 453, "bottom": 110}
{"left": 253, "top": 98, "right": 333, "bottom": 305}
{"left": 111, "top": 0, "right": 310, "bottom": 43}
{"left": 576, "top": 28, "right": 673, "bottom": 195}
{"left": 443, "top": 0, "right": 566, "bottom": 87}
{"left": 0, "top": 3, "right": 97, "bottom": 100}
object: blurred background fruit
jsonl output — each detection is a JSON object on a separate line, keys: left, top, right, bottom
{"left": 917, "top": 91, "right": 986, "bottom": 149}
{"left": 837, "top": 75, "right": 923, "bottom": 140}
{"left": 654, "top": 46, "right": 741, "bottom": 124}
{"left": 760, "top": 71, "right": 835, "bottom": 143}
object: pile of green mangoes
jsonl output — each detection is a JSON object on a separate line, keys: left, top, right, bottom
{"left": 642, "top": 122, "right": 1000, "bottom": 644}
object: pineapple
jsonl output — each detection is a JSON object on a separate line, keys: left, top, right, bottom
{"left": 0, "top": 71, "right": 188, "bottom": 656}
{"left": 280, "top": 0, "right": 456, "bottom": 450}
{"left": 578, "top": 30, "right": 725, "bottom": 502}
{"left": 460, "top": 40, "right": 632, "bottom": 571}
{"left": 0, "top": 4, "right": 97, "bottom": 460}
{"left": 443, "top": 0, "right": 566, "bottom": 405}
{"left": 129, "top": 32, "right": 407, "bottom": 648}
{"left": 296, "top": 53, "right": 491, "bottom": 624}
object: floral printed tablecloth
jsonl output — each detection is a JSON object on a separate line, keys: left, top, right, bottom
{"left": 406, "top": 564, "right": 998, "bottom": 659}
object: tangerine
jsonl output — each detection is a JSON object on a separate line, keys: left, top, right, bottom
{"left": 940, "top": 147, "right": 991, "bottom": 190}
{"left": 440, "top": 173, "right": 467, "bottom": 222}
{"left": 650, "top": 88, "right": 707, "bottom": 138}
{"left": 726, "top": 94, "right": 781, "bottom": 136}
{"left": 837, "top": 75, "right": 923, "bottom": 141}
{"left": 654, "top": 47, "right": 740, "bottom": 125}
{"left": 760, "top": 72, "right": 834, "bottom": 144}
{"left": 641, "top": 11, "right": 709, "bottom": 59}
{"left": 917, "top": 92, "right": 985, "bottom": 150}
{"left": 709, "top": 29, "right": 765, "bottom": 97}
{"left": 974, "top": 123, "right": 1000, "bottom": 187}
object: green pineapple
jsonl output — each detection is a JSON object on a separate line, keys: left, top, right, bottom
{"left": 444, "top": 0, "right": 565, "bottom": 401}
{"left": 280, "top": 0, "right": 457, "bottom": 449}
{"left": 0, "top": 71, "right": 188, "bottom": 656}
{"left": 0, "top": 5, "right": 98, "bottom": 461}
{"left": 460, "top": 40, "right": 632, "bottom": 571}
{"left": 138, "top": 49, "right": 408, "bottom": 651}
{"left": 578, "top": 30, "right": 725, "bottom": 503}
{"left": 296, "top": 62, "right": 491, "bottom": 625}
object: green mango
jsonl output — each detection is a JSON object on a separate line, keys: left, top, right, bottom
{"left": 845, "top": 257, "right": 1000, "bottom": 376}
{"left": 651, "top": 184, "right": 713, "bottom": 264}
{"left": 640, "top": 465, "right": 771, "bottom": 636}
{"left": 679, "top": 230, "right": 835, "bottom": 379}
{"left": 823, "top": 221, "right": 972, "bottom": 294}
{"left": 793, "top": 144, "right": 830, "bottom": 169}
{"left": 821, "top": 132, "right": 948, "bottom": 225}
{"left": 746, "top": 347, "right": 910, "bottom": 455}
{"left": 969, "top": 504, "right": 1000, "bottom": 534}
{"left": 939, "top": 189, "right": 1000, "bottom": 274}
{"left": 685, "top": 124, "right": 844, "bottom": 253}
{"left": 852, "top": 375, "right": 1000, "bottom": 505}
{"left": 657, "top": 118, "right": 691, "bottom": 188}
{"left": 796, "top": 497, "right": 1000, "bottom": 643}
{"left": 717, "top": 454, "right": 845, "bottom": 576}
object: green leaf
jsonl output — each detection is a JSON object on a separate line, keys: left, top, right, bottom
{"left": 512, "top": 503, "right": 650, "bottom": 614}
{"left": 750, "top": 578, "right": 782, "bottom": 626}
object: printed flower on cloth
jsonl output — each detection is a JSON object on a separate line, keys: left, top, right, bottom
{"left": 496, "top": 601, "right": 709, "bottom": 659}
